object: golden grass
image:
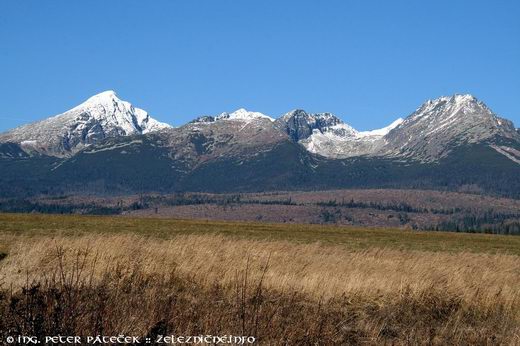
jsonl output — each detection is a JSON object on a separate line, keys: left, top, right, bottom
{"left": 3, "top": 233, "right": 520, "bottom": 303}
{"left": 2, "top": 212, "right": 520, "bottom": 255}
{"left": 1, "top": 213, "right": 520, "bottom": 344}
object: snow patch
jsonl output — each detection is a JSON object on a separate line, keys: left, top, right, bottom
{"left": 491, "top": 145, "right": 520, "bottom": 165}
{"left": 357, "top": 118, "right": 403, "bottom": 138}
{"left": 83, "top": 140, "right": 143, "bottom": 154}
{"left": 302, "top": 117, "right": 404, "bottom": 158}
{"left": 20, "top": 140, "right": 38, "bottom": 147}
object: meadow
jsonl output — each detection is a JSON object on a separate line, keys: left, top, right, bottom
{"left": 0, "top": 213, "right": 519, "bottom": 344}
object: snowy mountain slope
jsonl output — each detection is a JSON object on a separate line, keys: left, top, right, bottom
{"left": 191, "top": 108, "right": 274, "bottom": 124}
{"left": 276, "top": 109, "right": 403, "bottom": 158}
{"left": 382, "top": 94, "right": 520, "bottom": 162}
{"left": 274, "top": 95, "right": 519, "bottom": 162}
{"left": 358, "top": 118, "right": 404, "bottom": 138}
{"left": 0, "top": 91, "right": 171, "bottom": 156}
{"left": 302, "top": 117, "right": 405, "bottom": 158}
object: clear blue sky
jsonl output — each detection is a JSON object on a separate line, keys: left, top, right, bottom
{"left": 1, "top": 1, "right": 519, "bottom": 132}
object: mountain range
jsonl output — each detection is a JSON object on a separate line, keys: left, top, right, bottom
{"left": 1, "top": 91, "right": 520, "bottom": 198}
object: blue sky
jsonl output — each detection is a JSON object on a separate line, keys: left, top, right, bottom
{"left": 0, "top": 1, "right": 519, "bottom": 132}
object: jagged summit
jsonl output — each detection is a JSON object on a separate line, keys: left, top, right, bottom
{"left": 429, "top": 93, "right": 477, "bottom": 103}
{"left": 217, "top": 108, "right": 274, "bottom": 121}
{"left": 276, "top": 110, "right": 346, "bottom": 142}
{"left": 279, "top": 109, "right": 342, "bottom": 124}
{"left": 277, "top": 109, "right": 402, "bottom": 141}
{"left": 0, "top": 90, "right": 171, "bottom": 156}
{"left": 276, "top": 109, "right": 404, "bottom": 158}
{"left": 404, "top": 93, "right": 513, "bottom": 134}
{"left": 192, "top": 108, "right": 274, "bottom": 123}
{"left": 383, "top": 94, "right": 519, "bottom": 161}
{"left": 414, "top": 94, "right": 486, "bottom": 119}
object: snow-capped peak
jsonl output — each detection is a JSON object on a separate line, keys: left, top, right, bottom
{"left": 381, "top": 93, "right": 520, "bottom": 162}
{"left": 69, "top": 90, "right": 130, "bottom": 115}
{"left": 416, "top": 94, "right": 484, "bottom": 117}
{"left": 67, "top": 90, "right": 171, "bottom": 134}
{"left": 69, "top": 90, "right": 128, "bottom": 116}
{"left": 453, "top": 93, "right": 477, "bottom": 102}
{"left": 429, "top": 94, "right": 477, "bottom": 104}
{"left": 216, "top": 108, "right": 274, "bottom": 122}
{"left": 85, "top": 89, "right": 118, "bottom": 102}
{"left": 192, "top": 108, "right": 275, "bottom": 124}
{"left": 0, "top": 90, "right": 171, "bottom": 156}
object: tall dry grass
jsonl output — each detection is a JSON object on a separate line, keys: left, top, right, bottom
{"left": 1, "top": 234, "right": 519, "bottom": 344}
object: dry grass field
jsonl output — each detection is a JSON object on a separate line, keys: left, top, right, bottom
{"left": 1, "top": 213, "right": 520, "bottom": 344}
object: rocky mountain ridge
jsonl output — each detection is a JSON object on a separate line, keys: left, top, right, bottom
{"left": 382, "top": 94, "right": 519, "bottom": 161}
{"left": 4, "top": 91, "right": 517, "bottom": 164}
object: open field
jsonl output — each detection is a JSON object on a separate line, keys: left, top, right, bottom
{"left": 1, "top": 213, "right": 520, "bottom": 344}
{"left": 2, "top": 213, "right": 520, "bottom": 255}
